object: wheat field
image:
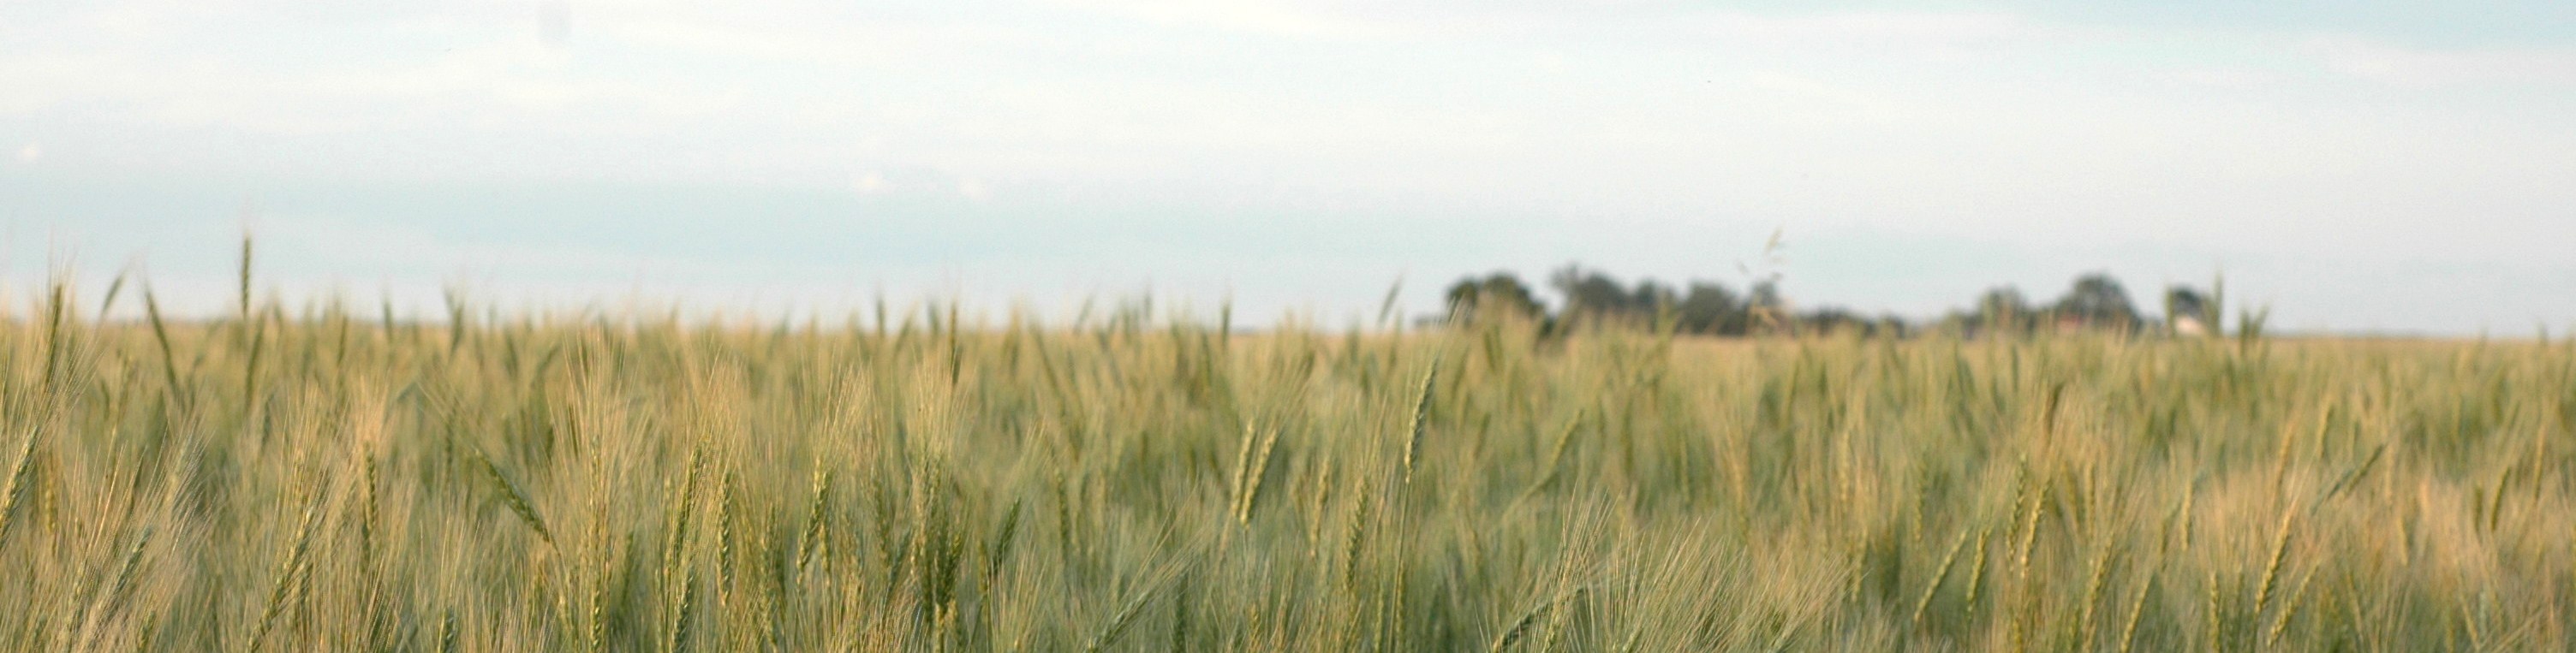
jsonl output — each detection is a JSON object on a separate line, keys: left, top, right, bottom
{"left": 2, "top": 280, "right": 2573, "bottom": 651}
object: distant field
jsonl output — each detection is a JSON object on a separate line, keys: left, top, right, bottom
{"left": 3, "top": 292, "right": 2572, "bottom": 650}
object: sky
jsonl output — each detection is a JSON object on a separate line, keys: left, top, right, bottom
{"left": 3, "top": 0, "right": 2573, "bottom": 334}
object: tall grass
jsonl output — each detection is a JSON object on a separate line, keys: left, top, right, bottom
{"left": 2, "top": 280, "right": 2573, "bottom": 650}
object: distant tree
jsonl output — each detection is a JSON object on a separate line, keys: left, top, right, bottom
{"left": 1973, "top": 286, "right": 2035, "bottom": 335}
{"left": 1443, "top": 272, "right": 1547, "bottom": 324}
{"left": 1441, "top": 264, "right": 1932, "bottom": 339}
{"left": 1746, "top": 280, "right": 1788, "bottom": 334}
{"left": 1549, "top": 265, "right": 1627, "bottom": 318}
{"left": 2054, "top": 273, "right": 2142, "bottom": 331}
{"left": 1876, "top": 312, "right": 1913, "bottom": 338}
{"left": 1548, "top": 264, "right": 1671, "bottom": 328}
{"left": 1795, "top": 307, "right": 1910, "bottom": 338}
{"left": 1799, "top": 306, "right": 1868, "bottom": 335}
{"left": 1674, "top": 282, "right": 1743, "bottom": 335}
{"left": 2163, "top": 286, "right": 2215, "bottom": 335}
{"left": 1631, "top": 280, "right": 1678, "bottom": 314}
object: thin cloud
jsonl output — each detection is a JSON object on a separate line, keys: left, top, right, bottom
{"left": 1690, "top": 10, "right": 2032, "bottom": 47}
{"left": 5, "top": 0, "right": 2573, "bottom": 334}
{"left": 1044, "top": 0, "right": 1400, "bottom": 39}
{"left": 0, "top": 40, "right": 740, "bottom": 136}
{"left": 2308, "top": 37, "right": 2576, "bottom": 87}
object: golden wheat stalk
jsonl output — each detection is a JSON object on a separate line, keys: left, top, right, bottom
{"left": 470, "top": 445, "right": 554, "bottom": 544}
{"left": 1910, "top": 527, "right": 1975, "bottom": 628}
{"left": 244, "top": 478, "right": 327, "bottom": 653}
{"left": 1400, "top": 360, "right": 1439, "bottom": 486}
{"left": 0, "top": 428, "right": 41, "bottom": 547}
{"left": 2115, "top": 570, "right": 2156, "bottom": 653}
{"left": 2252, "top": 510, "right": 2295, "bottom": 618}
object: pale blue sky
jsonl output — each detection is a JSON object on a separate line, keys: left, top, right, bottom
{"left": 3, "top": 0, "right": 2573, "bottom": 333}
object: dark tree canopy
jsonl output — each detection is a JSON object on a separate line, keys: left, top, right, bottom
{"left": 1548, "top": 264, "right": 1644, "bottom": 322}
{"left": 1977, "top": 287, "right": 2030, "bottom": 318}
{"left": 1440, "top": 266, "right": 2179, "bottom": 339}
{"left": 2164, "top": 286, "right": 2214, "bottom": 328}
{"left": 1673, "top": 282, "right": 1744, "bottom": 335}
{"left": 1957, "top": 286, "right": 2035, "bottom": 335}
{"left": 2054, "top": 273, "right": 2142, "bottom": 330}
{"left": 1444, "top": 272, "right": 1547, "bottom": 324}
{"left": 1732, "top": 280, "right": 1793, "bottom": 333}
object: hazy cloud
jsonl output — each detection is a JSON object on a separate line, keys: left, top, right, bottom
{"left": 3, "top": 0, "right": 2572, "bottom": 333}
{"left": 2308, "top": 37, "right": 2576, "bottom": 86}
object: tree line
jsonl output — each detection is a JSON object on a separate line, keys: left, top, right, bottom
{"left": 1442, "top": 264, "right": 2228, "bottom": 337}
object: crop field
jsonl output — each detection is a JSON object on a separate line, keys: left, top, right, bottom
{"left": 3, "top": 285, "right": 2574, "bottom": 651}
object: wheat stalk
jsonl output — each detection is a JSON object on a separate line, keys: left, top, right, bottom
{"left": 1400, "top": 360, "right": 1438, "bottom": 486}
{"left": 1488, "top": 585, "right": 1583, "bottom": 653}
{"left": 2252, "top": 510, "right": 2295, "bottom": 618}
{"left": 243, "top": 475, "right": 327, "bottom": 653}
{"left": 470, "top": 445, "right": 554, "bottom": 544}
{"left": 2114, "top": 569, "right": 2156, "bottom": 653}
{"left": 0, "top": 428, "right": 39, "bottom": 547}
{"left": 1961, "top": 529, "right": 1994, "bottom": 626}
{"left": 2075, "top": 543, "right": 2117, "bottom": 648}
{"left": 1910, "top": 527, "right": 1975, "bottom": 628}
